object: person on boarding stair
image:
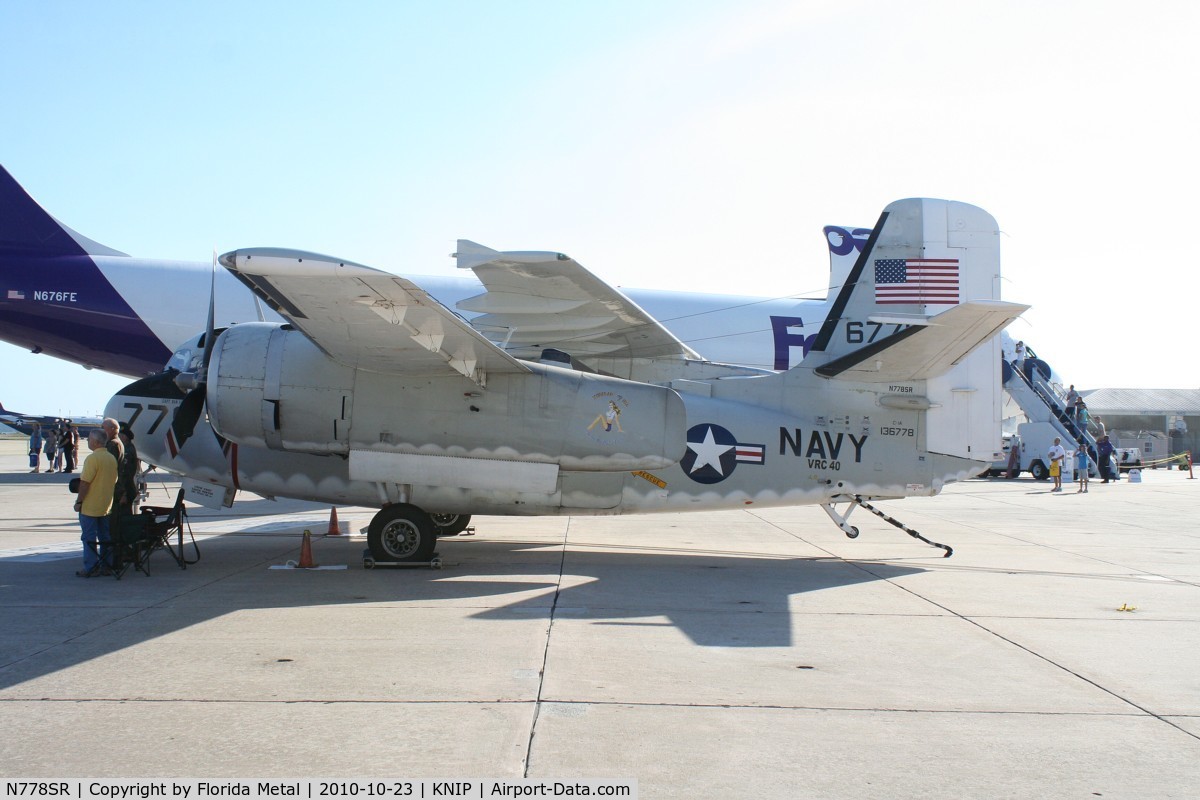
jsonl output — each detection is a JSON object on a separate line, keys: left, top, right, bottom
{"left": 1064, "top": 385, "right": 1078, "bottom": 422}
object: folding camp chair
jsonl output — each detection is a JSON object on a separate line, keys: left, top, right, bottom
{"left": 110, "top": 513, "right": 153, "bottom": 578}
{"left": 109, "top": 488, "right": 197, "bottom": 578}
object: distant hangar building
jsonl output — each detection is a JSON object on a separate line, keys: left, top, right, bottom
{"left": 1081, "top": 388, "right": 1199, "bottom": 466}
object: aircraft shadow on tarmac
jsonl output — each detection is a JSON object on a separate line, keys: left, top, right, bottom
{"left": 467, "top": 543, "right": 923, "bottom": 648}
{"left": 0, "top": 532, "right": 926, "bottom": 691}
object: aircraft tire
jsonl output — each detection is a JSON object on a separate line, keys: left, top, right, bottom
{"left": 1029, "top": 460, "right": 1048, "bottom": 481}
{"left": 430, "top": 513, "right": 472, "bottom": 536}
{"left": 368, "top": 504, "right": 436, "bottom": 562}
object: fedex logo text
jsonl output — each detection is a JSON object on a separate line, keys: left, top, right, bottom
{"left": 771, "top": 316, "right": 814, "bottom": 370}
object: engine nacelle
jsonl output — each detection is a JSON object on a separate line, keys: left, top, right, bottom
{"left": 207, "top": 323, "right": 355, "bottom": 454}
{"left": 207, "top": 322, "right": 686, "bottom": 471}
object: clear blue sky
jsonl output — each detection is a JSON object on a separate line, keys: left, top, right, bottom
{"left": 2, "top": 0, "right": 1197, "bottom": 418}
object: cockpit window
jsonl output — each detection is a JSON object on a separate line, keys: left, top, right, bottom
{"left": 165, "top": 348, "right": 192, "bottom": 373}
{"left": 162, "top": 327, "right": 228, "bottom": 373}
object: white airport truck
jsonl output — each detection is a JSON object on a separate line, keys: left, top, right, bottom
{"left": 989, "top": 422, "right": 1094, "bottom": 480}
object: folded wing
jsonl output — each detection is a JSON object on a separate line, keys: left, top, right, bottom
{"left": 219, "top": 248, "right": 529, "bottom": 386}
{"left": 454, "top": 240, "right": 701, "bottom": 361}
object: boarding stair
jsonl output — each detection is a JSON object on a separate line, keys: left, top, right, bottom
{"left": 1004, "top": 345, "right": 1102, "bottom": 476}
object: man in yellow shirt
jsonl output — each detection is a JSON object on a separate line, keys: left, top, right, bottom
{"left": 74, "top": 429, "right": 119, "bottom": 577}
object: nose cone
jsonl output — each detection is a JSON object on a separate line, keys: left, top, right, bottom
{"left": 105, "top": 371, "right": 185, "bottom": 459}
{"left": 103, "top": 390, "right": 127, "bottom": 422}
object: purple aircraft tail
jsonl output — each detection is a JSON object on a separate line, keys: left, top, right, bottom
{"left": 0, "top": 165, "right": 170, "bottom": 375}
{"left": 0, "top": 165, "right": 126, "bottom": 258}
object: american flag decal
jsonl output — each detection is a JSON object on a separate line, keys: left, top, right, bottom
{"left": 735, "top": 443, "right": 765, "bottom": 464}
{"left": 873, "top": 258, "right": 960, "bottom": 305}
{"left": 6, "top": 289, "right": 25, "bottom": 300}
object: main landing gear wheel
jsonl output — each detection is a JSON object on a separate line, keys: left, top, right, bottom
{"left": 430, "top": 513, "right": 472, "bottom": 536}
{"left": 368, "top": 504, "right": 437, "bottom": 562}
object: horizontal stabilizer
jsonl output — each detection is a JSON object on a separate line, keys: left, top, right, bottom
{"left": 814, "top": 300, "right": 1028, "bottom": 382}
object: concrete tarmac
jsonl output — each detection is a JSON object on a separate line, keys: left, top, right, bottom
{"left": 1, "top": 437, "right": 1198, "bottom": 798}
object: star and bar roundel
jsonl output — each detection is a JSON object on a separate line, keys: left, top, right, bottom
{"left": 680, "top": 423, "right": 765, "bottom": 484}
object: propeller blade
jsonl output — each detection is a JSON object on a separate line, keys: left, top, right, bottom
{"left": 170, "top": 385, "right": 207, "bottom": 449}
{"left": 167, "top": 252, "right": 220, "bottom": 454}
{"left": 199, "top": 250, "right": 218, "bottom": 378}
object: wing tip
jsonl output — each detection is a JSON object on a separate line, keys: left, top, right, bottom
{"left": 219, "top": 248, "right": 377, "bottom": 277}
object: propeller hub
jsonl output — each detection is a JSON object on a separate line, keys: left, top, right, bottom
{"left": 175, "top": 371, "right": 201, "bottom": 392}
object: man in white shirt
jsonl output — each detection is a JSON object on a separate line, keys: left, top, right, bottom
{"left": 1047, "top": 437, "right": 1066, "bottom": 492}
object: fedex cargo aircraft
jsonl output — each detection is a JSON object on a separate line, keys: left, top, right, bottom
{"left": 0, "top": 165, "right": 868, "bottom": 379}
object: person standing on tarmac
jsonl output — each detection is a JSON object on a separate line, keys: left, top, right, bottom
{"left": 28, "top": 422, "right": 42, "bottom": 473}
{"left": 1097, "top": 435, "right": 1116, "bottom": 483}
{"left": 42, "top": 426, "right": 58, "bottom": 472}
{"left": 101, "top": 417, "right": 124, "bottom": 466}
{"left": 74, "top": 429, "right": 118, "bottom": 577}
{"left": 114, "top": 422, "right": 140, "bottom": 517}
{"left": 1075, "top": 444, "right": 1090, "bottom": 493}
{"left": 53, "top": 422, "right": 67, "bottom": 472}
{"left": 62, "top": 421, "right": 78, "bottom": 473}
{"left": 1047, "top": 437, "right": 1066, "bottom": 492}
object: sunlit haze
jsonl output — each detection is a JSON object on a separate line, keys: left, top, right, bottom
{"left": 2, "top": 0, "right": 1196, "bottom": 417}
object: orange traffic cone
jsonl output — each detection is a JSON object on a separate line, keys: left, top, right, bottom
{"left": 326, "top": 506, "right": 343, "bottom": 536}
{"left": 298, "top": 529, "right": 318, "bottom": 568}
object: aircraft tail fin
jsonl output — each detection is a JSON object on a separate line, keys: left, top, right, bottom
{"left": 0, "top": 165, "right": 127, "bottom": 258}
{"left": 805, "top": 198, "right": 1010, "bottom": 365}
{"left": 800, "top": 197, "right": 1025, "bottom": 464}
